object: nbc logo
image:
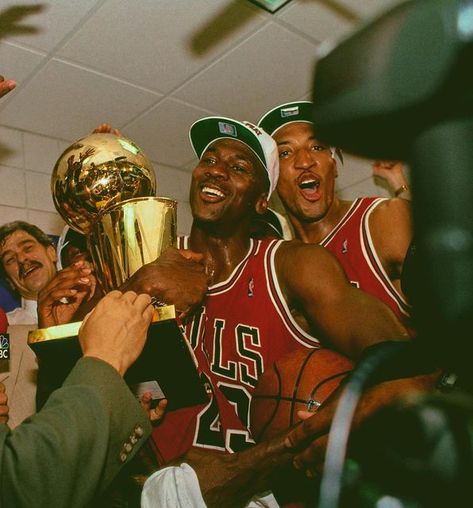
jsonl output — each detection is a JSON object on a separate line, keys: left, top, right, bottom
{"left": 0, "top": 334, "right": 9, "bottom": 360}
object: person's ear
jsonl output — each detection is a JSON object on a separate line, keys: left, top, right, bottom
{"left": 46, "top": 244, "right": 58, "bottom": 264}
{"left": 255, "top": 193, "right": 269, "bottom": 215}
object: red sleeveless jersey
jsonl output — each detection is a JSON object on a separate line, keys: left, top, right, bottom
{"left": 150, "top": 238, "right": 320, "bottom": 465}
{"left": 320, "top": 197, "right": 411, "bottom": 326}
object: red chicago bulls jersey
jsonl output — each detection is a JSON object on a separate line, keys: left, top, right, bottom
{"left": 150, "top": 238, "right": 320, "bottom": 465}
{"left": 320, "top": 197, "right": 411, "bottom": 327}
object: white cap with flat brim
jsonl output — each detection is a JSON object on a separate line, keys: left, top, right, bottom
{"left": 189, "top": 117, "right": 279, "bottom": 196}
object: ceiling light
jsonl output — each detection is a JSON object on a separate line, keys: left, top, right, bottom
{"left": 249, "top": 0, "right": 293, "bottom": 14}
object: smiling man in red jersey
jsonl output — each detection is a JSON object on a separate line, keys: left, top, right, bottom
{"left": 259, "top": 101, "right": 413, "bottom": 329}
{"left": 136, "top": 115, "right": 416, "bottom": 508}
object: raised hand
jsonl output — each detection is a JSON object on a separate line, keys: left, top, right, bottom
{"left": 37, "top": 260, "right": 97, "bottom": 328}
{"left": 79, "top": 290, "right": 154, "bottom": 376}
{"left": 0, "top": 75, "right": 16, "bottom": 99}
{"left": 140, "top": 392, "right": 168, "bottom": 423}
{"left": 92, "top": 123, "right": 123, "bottom": 136}
{"left": 372, "top": 160, "right": 411, "bottom": 198}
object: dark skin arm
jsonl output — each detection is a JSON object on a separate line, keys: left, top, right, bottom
{"left": 175, "top": 373, "right": 438, "bottom": 507}
{"left": 121, "top": 246, "right": 208, "bottom": 320}
{"left": 370, "top": 197, "right": 412, "bottom": 297}
{"left": 182, "top": 434, "right": 293, "bottom": 508}
{"left": 285, "top": 371, "right": 439, "bottom": 476}
{"left": 169, "top": 242, "right": 412, "bottom": 506}
{"left": 276, "top": 240, "right": 409, "bottom": 360}
{"left": 39, "top": 247, "right": 208, "bottom": 325}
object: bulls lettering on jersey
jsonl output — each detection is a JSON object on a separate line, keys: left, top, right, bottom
{"left": 150, "top": 238, "right": 320, "bottom": 464}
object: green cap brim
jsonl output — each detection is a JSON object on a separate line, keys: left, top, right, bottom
{"left": 258, "top": 101, "right": 314, "bottom": 136}
{"left": 190, "top": 117, "right": 267, "bottom": 170}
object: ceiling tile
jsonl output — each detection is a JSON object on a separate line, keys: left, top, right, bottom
{"left": 57, "top": 0, "right": 266, "bottom": 93}
{"left": 124, "top": 98, "right": 213, "bottom": 168}
{"left": 0, "top": 0, "right": 98, "bottom": 52}
{"left": 0, "top": 59, "right": 162, "bottom": 140}
{"left": 277, "top": 0, "right": 353, "bottom": 44}
{"left": 0, "top": 43, "right": 46, "bottom": 90}
{"left": 174, "top": 23, "right": 319, "bottom": 123}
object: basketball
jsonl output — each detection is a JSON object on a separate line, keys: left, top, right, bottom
{"left": 250, "top": 348, "right": 353, "bottom": 442}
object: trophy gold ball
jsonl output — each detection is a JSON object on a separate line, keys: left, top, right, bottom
{"left": 50, "top": 131, "right": 177, "bottom": 294}
{"left": 51, "top": 133, "right": 156, "bottom": 234}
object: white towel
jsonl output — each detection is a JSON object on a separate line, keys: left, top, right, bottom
{"left": 141, "top": 463, "right": 280, "bottom": 507}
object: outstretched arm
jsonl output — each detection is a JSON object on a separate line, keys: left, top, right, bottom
{"left": 284, "top": 370, "right": 439, "bottom": 476}
{"left": 149, "top": 371, "right": 437, "bottom": 507}
{"left": 182, "top": 435, "right": 292, "bottom": 508}
{"left": 276, "top": 241, "right": 410, "bottom": 360}
{"left": 369, "top": 196, "right": 413, "bottom": 293}
{"left": 373, "top": 160, "right": 411, "bottom": 200}
{"left": 1, "top": 291, "right": 154, "bottom": 508}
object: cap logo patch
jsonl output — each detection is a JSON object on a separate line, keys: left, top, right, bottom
{"left": 280, "top": 106, "right": 300, "bottom": 118}
{"left": 244, "top": 121, "right": 263, "bottom": 137}
{"left": 218, "top": 121, "right": 237, "bottom": 137}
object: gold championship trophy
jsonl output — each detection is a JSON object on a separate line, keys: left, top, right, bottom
{"left": 28, "top": 133, "right": 206, "bottom": 410}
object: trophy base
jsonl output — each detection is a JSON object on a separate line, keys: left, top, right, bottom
{"left": 28, "top": 306, "right": 208, "bottom": 411}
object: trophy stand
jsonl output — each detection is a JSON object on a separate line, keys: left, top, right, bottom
{"left": 29, "top": 304, "right": 207, "bottom": 411}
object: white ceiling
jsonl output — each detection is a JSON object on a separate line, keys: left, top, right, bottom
{"left": 0, "top": 0, "right": 399, "bottom": 175}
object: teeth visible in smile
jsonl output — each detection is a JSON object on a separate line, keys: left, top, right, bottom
{"left": 202, "top": 186, "right": 224, "bottom": 198}
{"left": 299, "top": 179, "right": 319, "bottom": 190}
{"left": 22, "top": 266, "right": 37, "bottom": 278}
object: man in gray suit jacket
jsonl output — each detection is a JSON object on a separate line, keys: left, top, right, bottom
{"left": 0, "top": 289, "right": 154, "bottom": 508}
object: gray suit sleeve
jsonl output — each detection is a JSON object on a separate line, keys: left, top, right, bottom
{"left": 0, "top": 357, "right": 152, "bottom": 508}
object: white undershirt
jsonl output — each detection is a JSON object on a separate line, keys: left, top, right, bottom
{"left": 6, "top": 298, "right": 38, "bottom": 325}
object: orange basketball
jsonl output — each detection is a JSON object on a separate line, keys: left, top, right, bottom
{"left": 250, "top": 348, "right": 353, "bottom": 442}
